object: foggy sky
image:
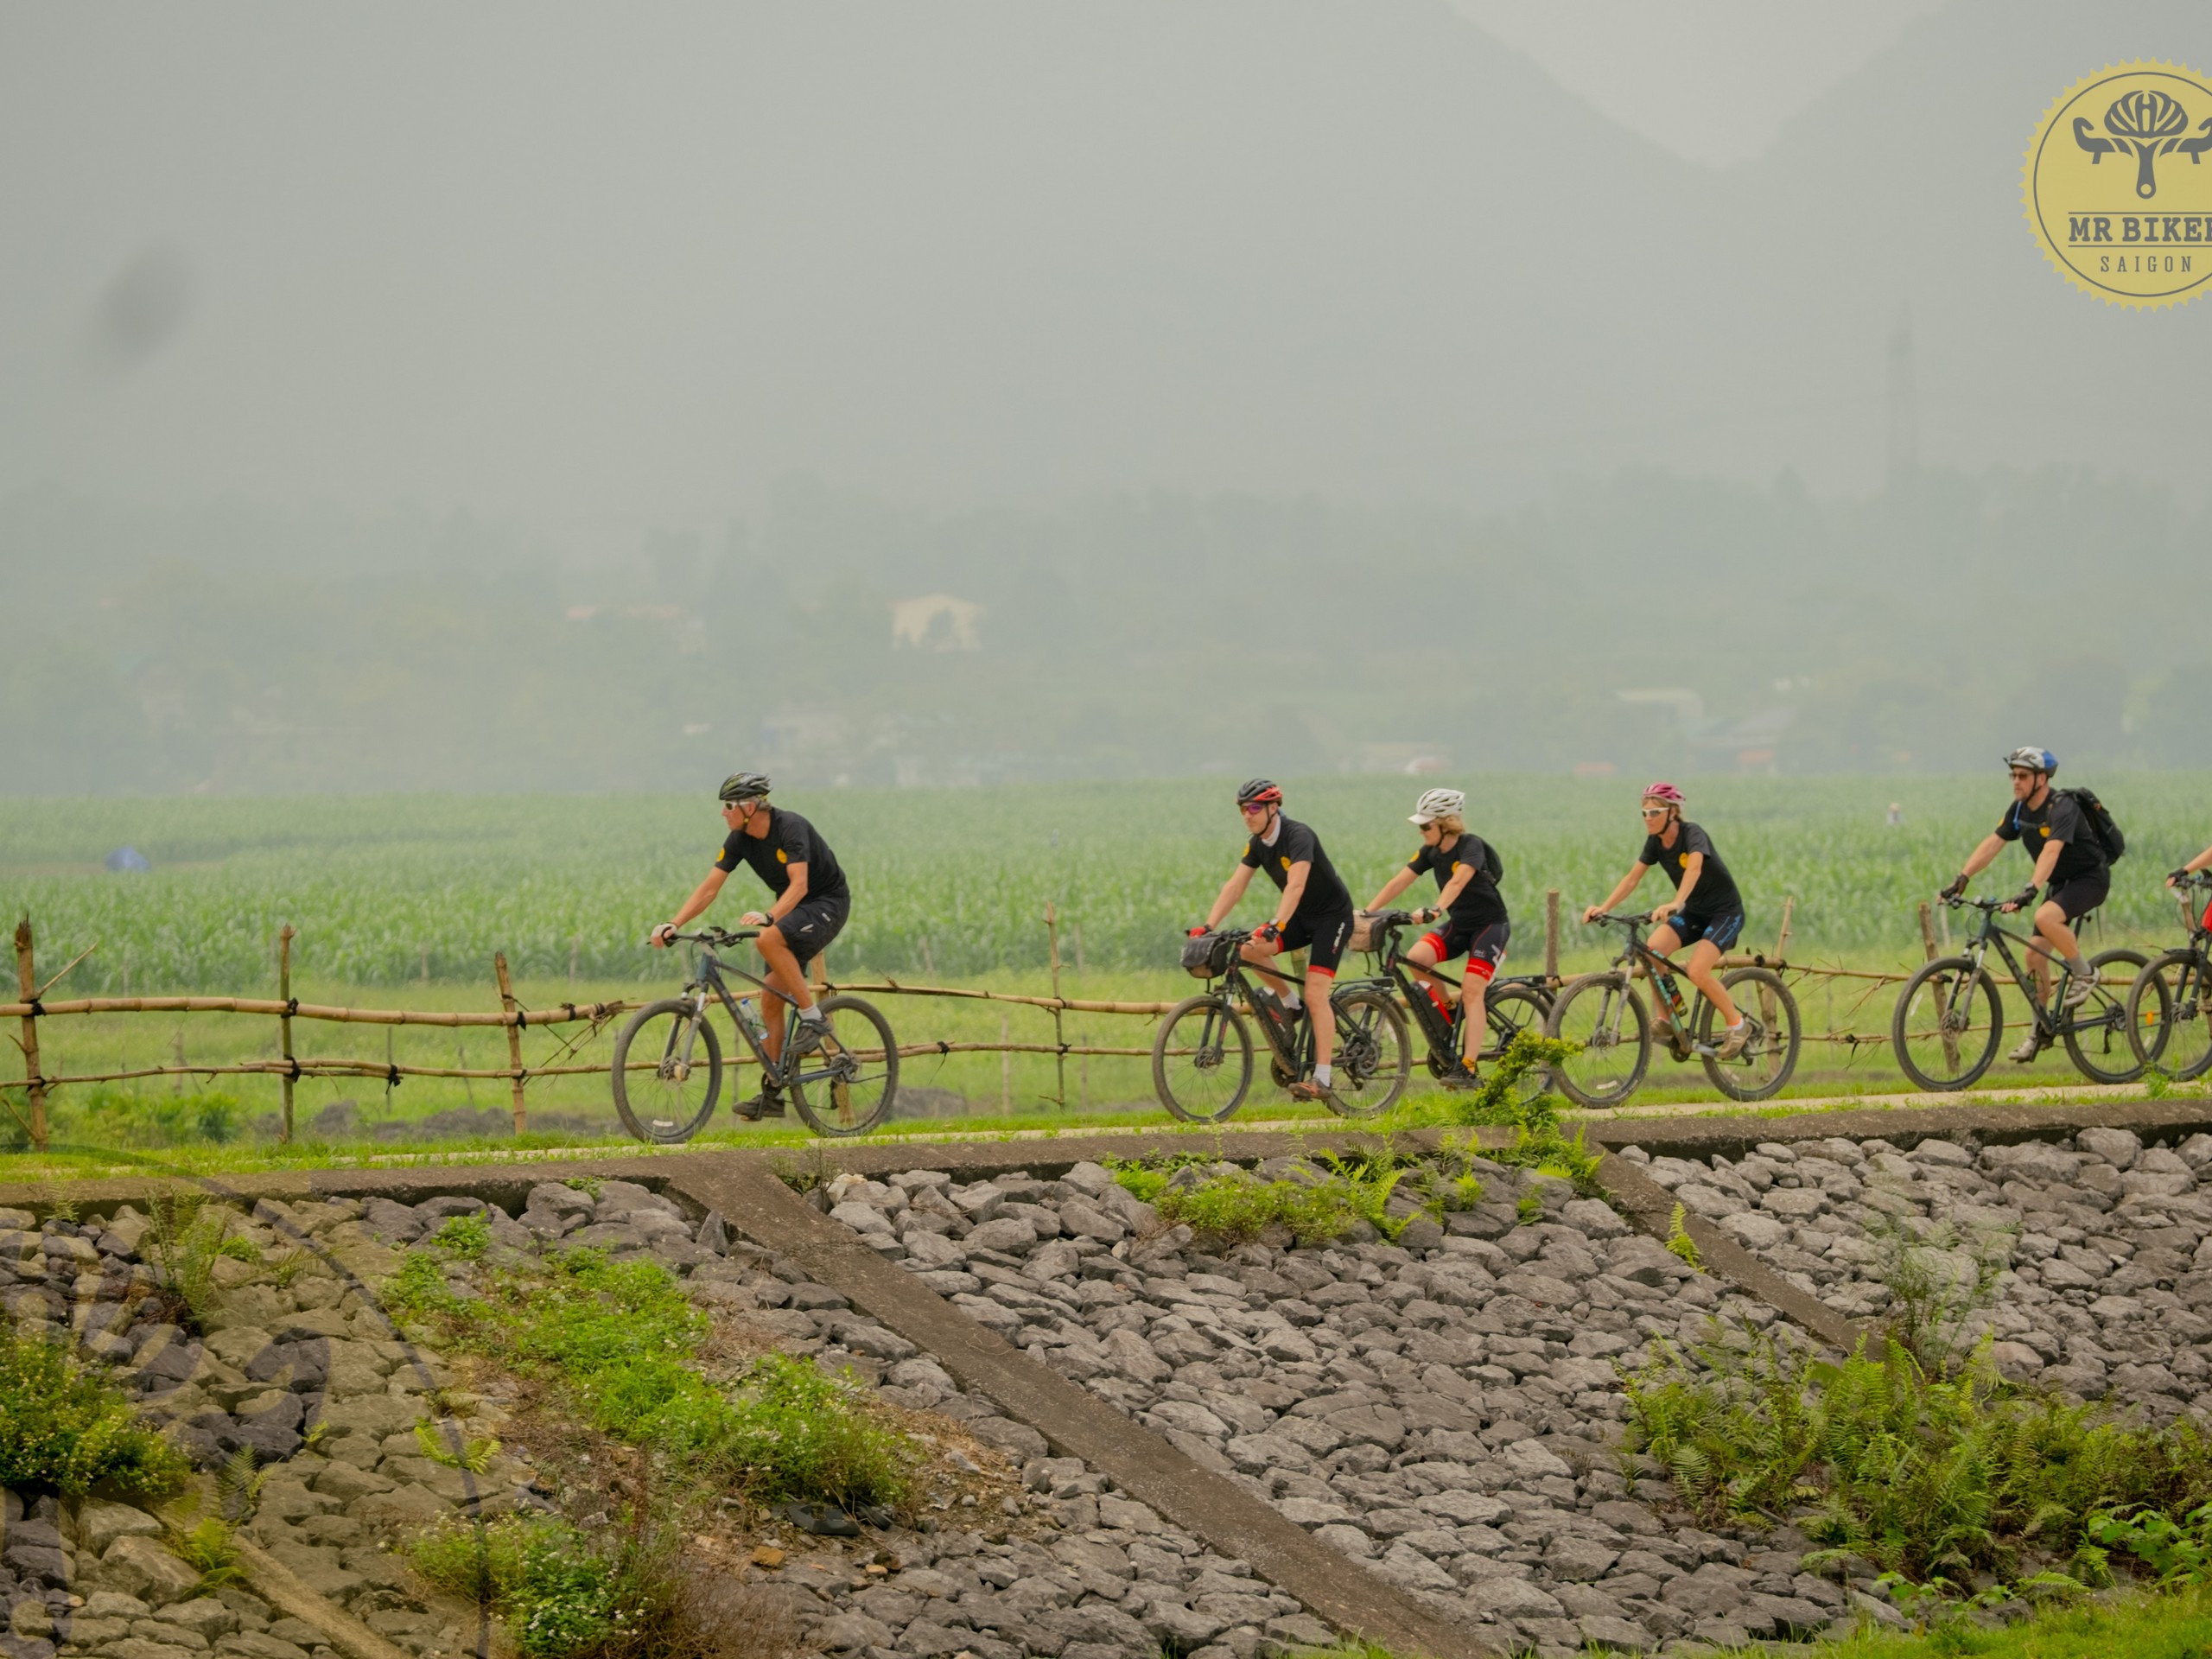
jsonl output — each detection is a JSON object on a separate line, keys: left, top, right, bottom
{"left": 4, "top": 0, "right": 2209, "bottom": 546}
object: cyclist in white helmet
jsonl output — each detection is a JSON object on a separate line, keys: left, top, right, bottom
{"left": 1364, "top": 788, "right": 1510, "bottom": 1090}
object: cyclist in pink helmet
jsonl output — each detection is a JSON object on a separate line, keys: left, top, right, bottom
{"left": 1585, "top": 783, "right": 1751, "bottom": 1059}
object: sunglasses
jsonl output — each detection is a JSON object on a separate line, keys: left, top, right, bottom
{"left": 1641, "top": 807, "right": 1670, "bottom": 817}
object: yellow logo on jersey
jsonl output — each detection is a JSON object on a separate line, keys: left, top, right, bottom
{"left": 1678, "top": 855, "right": 1690, "bottom": 868}
{"left": 1280, "top": 856, "right": 1291, "bottom": 872}
{"left": 2040, "top": 826, "right": 2051, "bottom": 838}
{"left": 777, "top": 848, "right": 789, "bottom": 862}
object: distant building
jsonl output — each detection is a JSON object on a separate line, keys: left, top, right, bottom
{"left": 892, "top": 594, "right": 983, "bottom": 652}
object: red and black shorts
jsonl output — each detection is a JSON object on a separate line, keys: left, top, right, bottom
{"left": 1278, "top": 907, "right": 1356, "bottom": 976}
{"left": 1419, "top": 918, "right": 1511, "bottom": 982}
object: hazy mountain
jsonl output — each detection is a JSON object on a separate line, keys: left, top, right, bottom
{"left": 3, "top": 1, "right": 2211, "bottom": 527}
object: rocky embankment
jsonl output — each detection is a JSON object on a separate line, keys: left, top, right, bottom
{"left": 1626, "top": 1128, "right": 2212, "bottom": 1419}
{"left": 817, "top": 1160, "right": 1875, "bottom": 1657}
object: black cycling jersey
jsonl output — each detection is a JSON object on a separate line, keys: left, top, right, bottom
{"left": 1241, "top": 816, "right": 1352, "bottom": 920}
{"left": 1997, "top": 791, "right": 2106, "bottom": 887}
{"left": 715, "top": 807, "right": 849, "bottom": 901}
{"left": 1637, "top": 820, "right": 1743, "bottom": 921}
{"left": 1408, "top": 833, "right": 1507, "bottom": 929}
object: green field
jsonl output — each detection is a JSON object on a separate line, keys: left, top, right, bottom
{"left": 3, "top": 775, "right": 2207, "bottom": 1157}
{"left": 6, "top": 774, "right": 2209, "bottom": 988}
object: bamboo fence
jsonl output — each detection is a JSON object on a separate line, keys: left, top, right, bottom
{"left": 3, "top": 893, "right": 1933, "bottom": 1152}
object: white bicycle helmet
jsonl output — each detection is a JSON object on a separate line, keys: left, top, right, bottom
{"left": 1409, "top": 787, "right": 1465, "bottom": 825}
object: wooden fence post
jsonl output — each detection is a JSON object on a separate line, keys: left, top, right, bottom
{"left": 1772, "top": 897, "right": 1796, "bottom": 963}
{"left": 14, "top": 918, "right": 48, "bottom": 1153}
{"left": 1001, "top": 1012, "right": 1012, "bottom": 1113}
{"left": 278, "top": 925, "right": 296, "bottom": 1144}
{"left": 1544, "top": 890, "right": 1561, "bottom": 984}
{"left": 1046, "top": 903, "right": 1065, "bottom": 1109}
{"left": 494, "top": 953, "right": 527, "bottom": 1137}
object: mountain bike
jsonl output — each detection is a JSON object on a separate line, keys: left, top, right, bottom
{"left": 1543, "top": 912, "right": 1800, "bottom": 1107}
{"left": 1891, "top": 896, "right": 2147, "bottom": 1090}
{"left": 1359, "top": 909, "right": 1553, "bottom": 1098}
{"left": 2126, "top": 871, "right": 2212, "bottom": 1081}
{"left": 1152, "top": 928, "right": 1409, "bottom": 1122}
{"left": 611, "top": 927, "right": 899, "bottom": 1140}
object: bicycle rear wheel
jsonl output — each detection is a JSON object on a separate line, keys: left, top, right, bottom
{"left": 788, "top": 995, "right": 899, "bottom": 1138}
{"left": 2129, "top": 948, "right": 2211, "bottom": 1080}
{"left": 611, "top": 998, "right": 722, "bottom": 1143}
{"left": 1696, "top": 967, "right": 1800, "bottom": 1102}
{"left": 1325, "top": 987, "right": 1409, "bottom": 1118}
{"left": 1153, "top": 995, "right": 1253, "bottom": 1122}
{"left": 2062, "top": 949, "right": 2147, "bottom": 1085}
{"left": 1545, "top": 972, "right": 1650, "bottom": 1108}
{"left": 1476, "top": 983, "right": 1554, "bottom": 1102}
{"left": 1891, "top": 957, "right": 2001, "bottom": 1091}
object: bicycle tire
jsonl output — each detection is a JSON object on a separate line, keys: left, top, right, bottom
{"left": 1545, "top": 972, "right": 1650, "bottom": 1108}
{"left": 1696, "top": 967, "right": 1800, "bottom": 1102}
{"left": 1476, "top": 984, "right": 1554, "bottom": 1102}
{"left": 2063, "top": 948, "right": 2148, "bottom": 1085}
{"left": 2128, "top": 947, "right": 2211, "bottom": 1081}
{"left": 1153, "top": 995, "right": 1254, "bottom": 1122}
{"left": 610, "top": 998, "right": 722, "bottom": 1143}
{"left": 788, "top": 995, "right": 900, "bottom": 1138}
{"left": 1323, "top": 987, "right": 1409, "bottom": 1119}
{"left": 1891, "top": 957, "right": 2002, "bottom": 1091}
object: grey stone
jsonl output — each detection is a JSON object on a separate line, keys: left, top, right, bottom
{"left": 2077, "top": 1128, "right": 2141, "bottom": 1169}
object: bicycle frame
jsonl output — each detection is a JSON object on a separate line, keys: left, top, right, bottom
{"left": 1211, "top": 950, "right": 1314, "bottom": 1078}
{"left": 1948, "top": 901, "right": 2085, "bottom": 1039}
{"left": 1598, "top": 915, "right": 1715, "bottom": 1061}
{"left": 668, "top": 932, "right": 849, "bottom": 1096}
{"left": 1365, "top": 914, "right": 1546, "bottom": 1062}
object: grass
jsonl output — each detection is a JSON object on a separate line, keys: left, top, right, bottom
{"left": 1310, "top": 1583, "right": 2212, "bottom": 1656}
{"left": 384, "top": 1231, "right": 914, "bottom": 1514}
{"left": 408, "top": 1515, "right": 655, "bottom": 1659}
{"left": 1621, "top": 1326, "right": 2212, "bottom": 1588}
{"left": 0, "top": 1323, "right": 188, "bottom": 1498}
{"left": 140, "top": 1192, "right": 257, "bottom": 1332}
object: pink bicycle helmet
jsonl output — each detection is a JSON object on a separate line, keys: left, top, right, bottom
{"left": 1642, "top": 781, "right": 1686, "bottom": 806}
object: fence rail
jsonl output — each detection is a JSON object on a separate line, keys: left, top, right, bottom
{"left": 5, "top": 893, "right": 1941, "bottom": 1152}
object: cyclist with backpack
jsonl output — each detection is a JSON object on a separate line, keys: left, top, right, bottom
{"left": 1363, "top": 787, "right": 1508, "bottom": 1090}
{"left": 1584, "top": 782, "right": 1751, "bottom": 1059}
{"left": 1940, "top": 747, "right": 2114, "bottom": 1061}
{"left": 1193, "top": 779, "right": 1355, "bottom": 1103}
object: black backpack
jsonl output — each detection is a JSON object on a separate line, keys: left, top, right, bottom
{"left": 1476, "top": 836, "right": 1506, "bottom": 886}
{"left": 2063, "top": 787, "right": 2126, "bottom": 862}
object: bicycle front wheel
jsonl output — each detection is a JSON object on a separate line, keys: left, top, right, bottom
{"left": 610, "top": 998, "right": 722, "bottom": 1143}
{"left": 1891, "top": 957, "right": 2001, "bottom": 1091}
{"left": 1325, "top": 987, "right": 1409, "bottom": 1119}
{"left": 1696, "top": 967, "right": 1800, "bottom": 1102}
{"left": 789, "top": 995, "right": 899, "bottom": 1138}
{"left": 1152, "top": 995, "right": 1253, "bottom": 1122}
{"left": 1546, "top": 973, "right": 1650, "bottom": 1108}
{"left": 2063, "top": 948, "right": 2146, "bottom": 1085}
{"left": 2129, "top": 948, "right": 2210, "bottom": 1081}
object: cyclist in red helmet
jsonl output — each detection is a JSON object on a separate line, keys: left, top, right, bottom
{"left": 1194, "top": 779, "right": 1355, "bottom": 1102}
{"left": 1586, "top": 782, "right": 1750, "bottom": 1059}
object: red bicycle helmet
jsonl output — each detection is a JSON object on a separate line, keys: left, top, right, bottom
{"left": 1642, "top": 781, "right": 1685, "bottom": 807}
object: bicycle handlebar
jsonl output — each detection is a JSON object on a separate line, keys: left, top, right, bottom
{"left": 1586, "top": 910, "right": 1656, "bottom": 928}
{"left": 652, "top": 926, "right": 763, "bottom": 948}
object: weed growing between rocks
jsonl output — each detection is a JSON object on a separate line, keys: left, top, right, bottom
{"left": 1668, "top": 1203, "right": 1706, "bottom": 1272}
{"left": 1863, "top": 1205, "right": 2017, "bottom": 1379}
{"left": 1622, "top": 1323, "right": 2212, "bottom": 1589}
{"left": 2088, "top": 1502, "right": 2212, "bottom": 1587}
{"left": 141, "top": 1189, "right": 260, "bottom": 1331}
{"left": 385, "top": 1233, "right": 915, "bottom": 1515}
{"left": 0, "top": 1320, "right": 187, "bottom": 1497}
{"left": 170, "top": 1514, "right": 246, "bottom": 1592}
{"left": 408, "top": 1513, "right": 655, "bottom": 1658}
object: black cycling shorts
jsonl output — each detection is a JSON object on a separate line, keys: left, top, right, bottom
{"left": 1419, "top": 919, "right": 1511, "bottom": 981}
{"left": 2048, "top": 868, "right": 2110, "bottom": 924}
{"left": 1280, "top": 907, "right": 1355, "bottom": 976}
{"left": 1662, "top": 910, "right": 1745, "bottom": 951}
{"left": 773, "top": 893, "right": 849, "bottom": 969}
